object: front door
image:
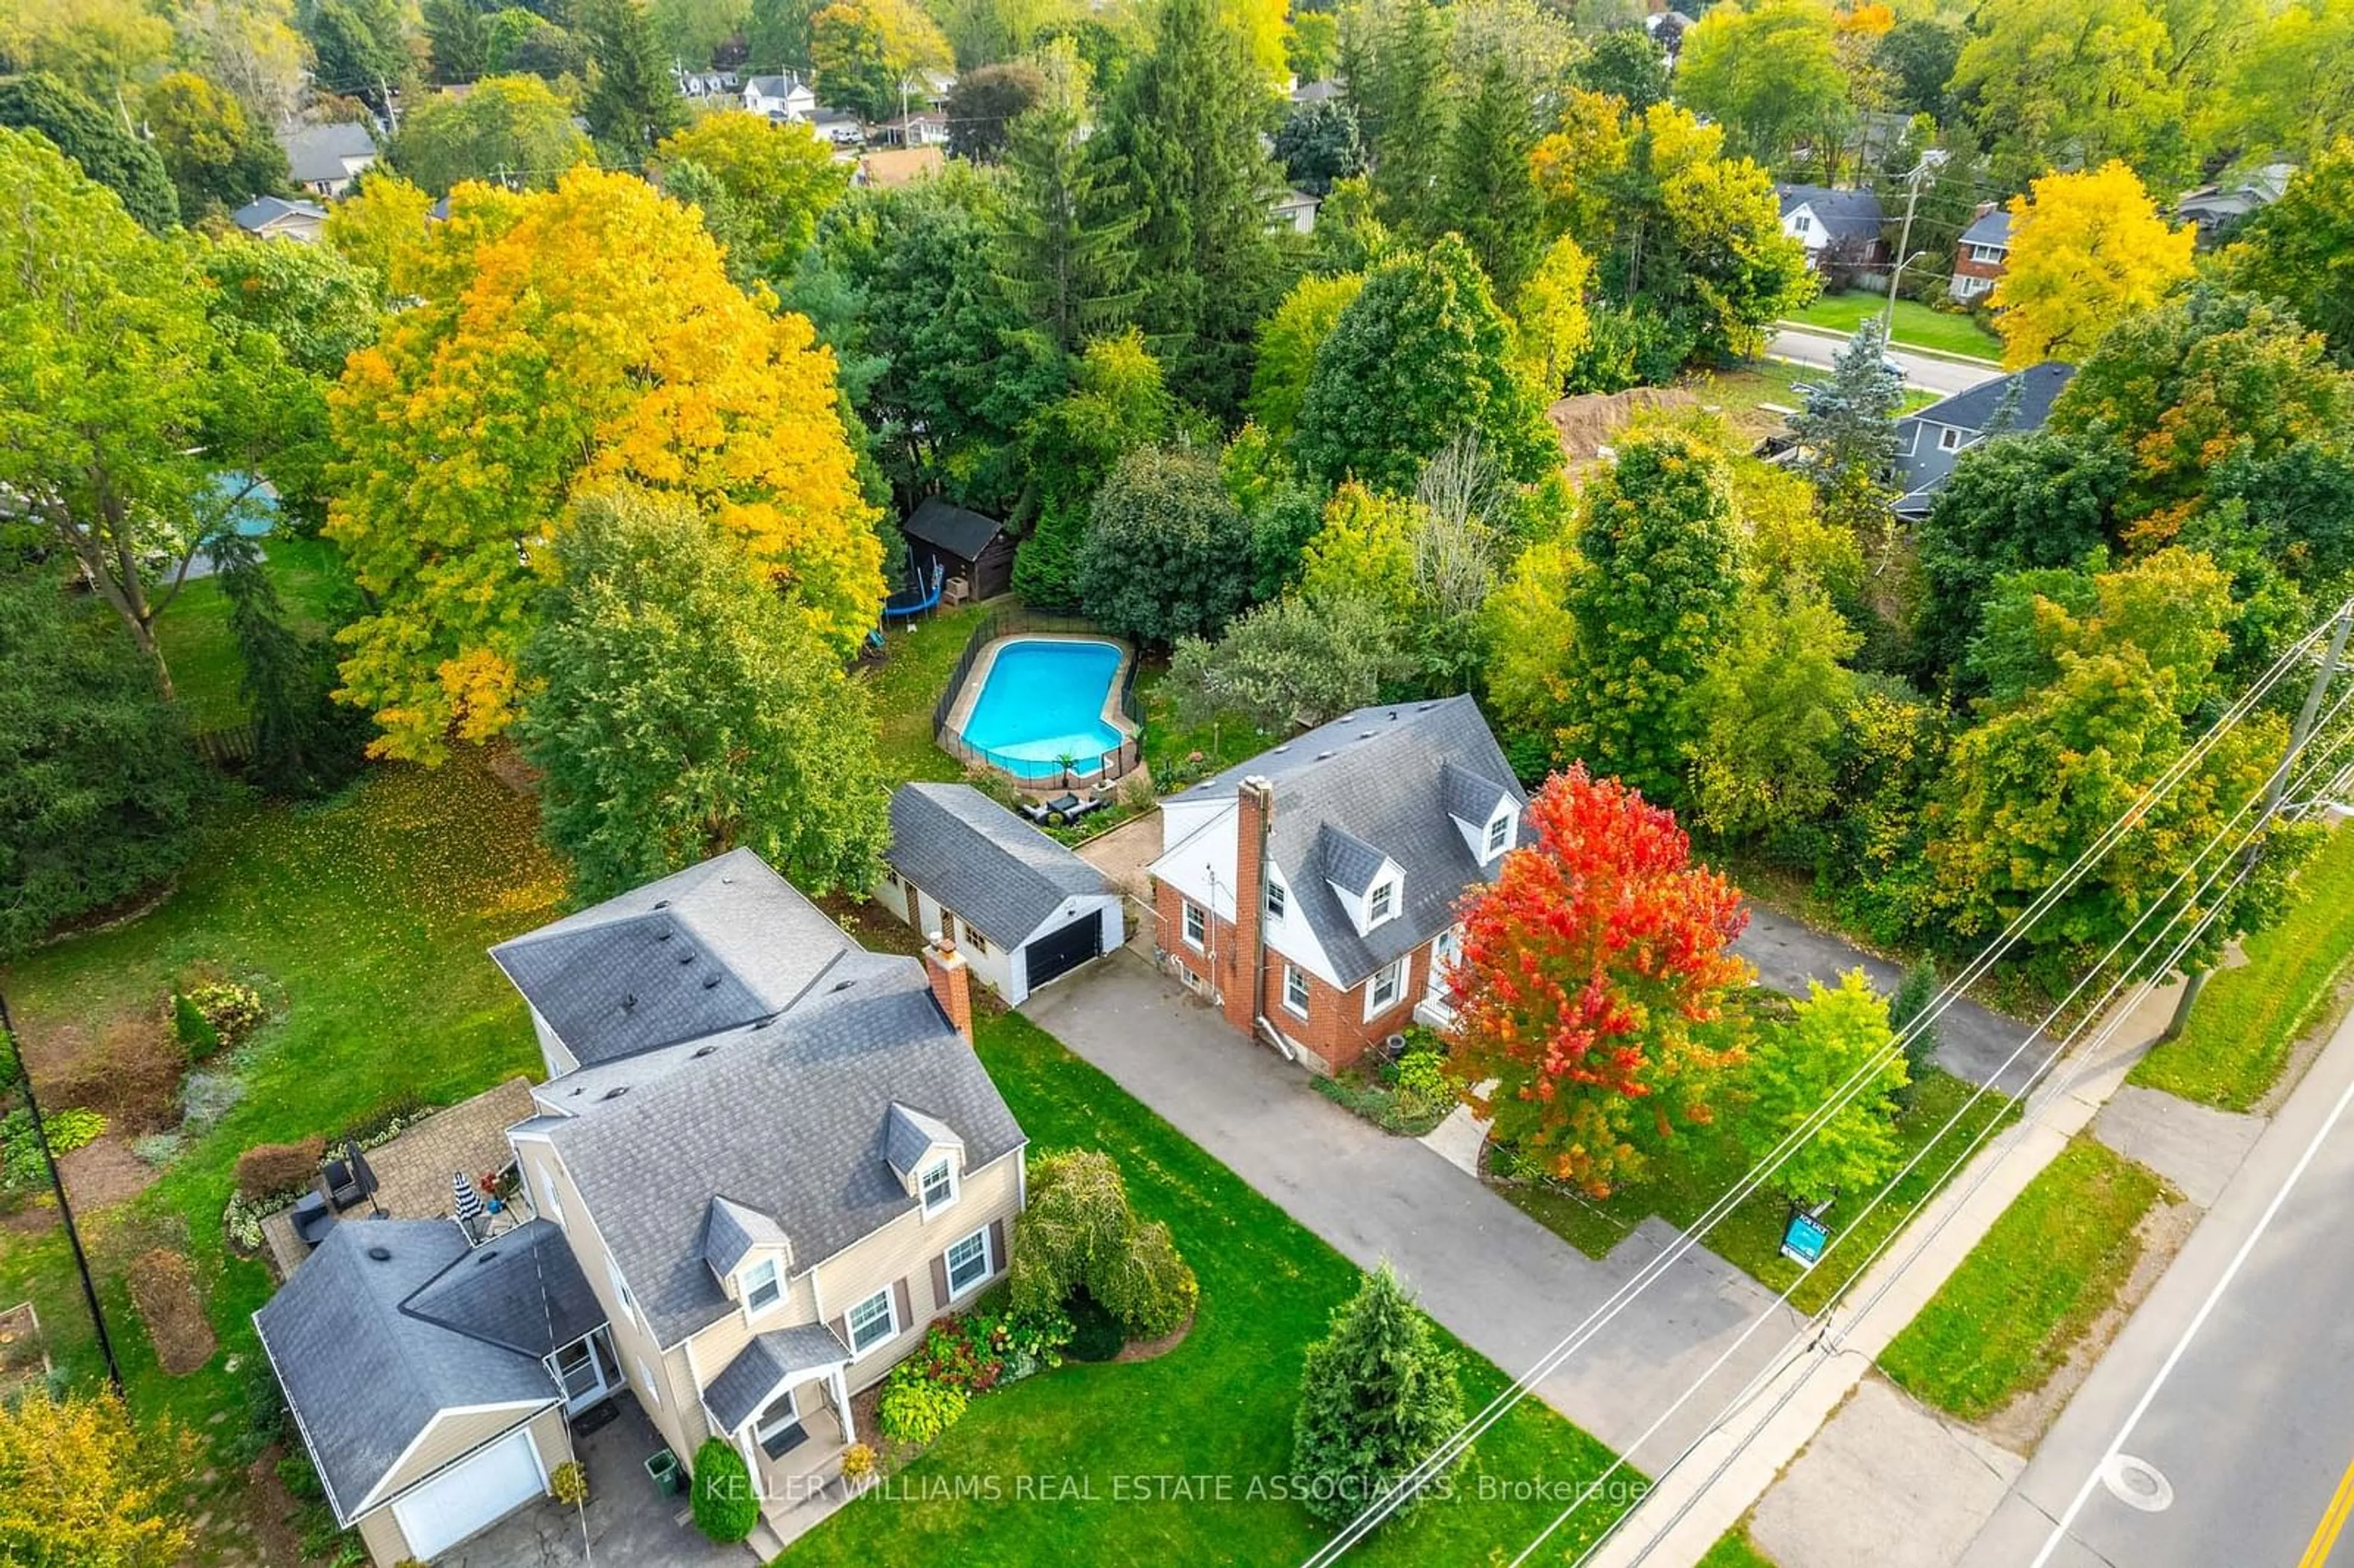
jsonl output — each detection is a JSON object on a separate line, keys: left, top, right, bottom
{"left": 552, "top": 1330, "right": 610, "bottom": 1414}
{"left": 755, "top": 1387, "right": 808, "bottom": 1458}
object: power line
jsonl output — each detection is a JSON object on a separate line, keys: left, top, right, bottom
{"left": 1300, "top": 603, "right": 2345, "bottom": 1566}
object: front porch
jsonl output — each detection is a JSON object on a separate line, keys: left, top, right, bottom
{"left": 701, "top": 1338, "right": 866, "bottom": 1554}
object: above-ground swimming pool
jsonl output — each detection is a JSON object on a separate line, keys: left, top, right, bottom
{"left": 953, "top": 637, "right": 1132, "bottom": 781}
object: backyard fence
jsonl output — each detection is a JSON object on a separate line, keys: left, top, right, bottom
{"left": 189, "top": 721, "right": 258, "bottom": 770}
{"left": 932, "top": 609, "right": 1146, "bottom": 790}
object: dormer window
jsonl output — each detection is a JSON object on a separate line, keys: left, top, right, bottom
{"left": 742, "top": 1256, "right": 781, "bottom": 1315}
{"left": 920, "top": 1156, "right": 958, "bottom": 1214}
{"left": 1485, "top": 813, "right": 1512, "bottom": 858}
{"left": 1264, "top": 880, "right": 1286, "bottom": 921}
{"left": 1368, "top": 880, "right": 1396, "bottom": 925}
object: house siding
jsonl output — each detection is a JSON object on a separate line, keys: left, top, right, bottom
{"left": 352, "top": 1404, "right": 571, "bottom": 1567}
{"left": 367, "top": 1403, "right": 555, "bottom": 1507}
{"left": 884, "top": 875, "right": 1021, "bottom": 1000}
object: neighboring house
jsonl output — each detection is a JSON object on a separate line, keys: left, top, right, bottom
{"left": 2174, "top": 162, "right": 2294, "bottom": 248}
{"left": 884, "top": 783, "right": 1124, "bottom": 1004}
{"left": 1149, "top": 696, "right": 1526, "bottom": 1073}
{"left": 231, "top": 194, "right": 328, "bottom": 242}
{"left": 874, "top": 108, "right": 950, "bottom": 147}
{"left": 744, "top": 72, "right": 818, "bottom": 121}
{"left": 809, "top": 107, "right": 864, "bottom": 146}
{"left": 278, "top": 121, "right": 378, "bottom": 198}
{"left": 1269, "top": 187, "right": 1322, "bottom": 234}
{"left": 904, "top": 495, "right": 1015, "bottom": 601}
{"left": 677, "top": 68, "right": 741, "bottom": 101}
{"left": 1891, "top": 360, "right": 2074, "bottom": 520}
{"left": 1948, "top": 203, "right": 2012, "bottom": 301}
{"left": 1775, "top": 184, "right": 1886, "bottom": 273}
{"left": 261, "top": 849, "right": 1027, "bottom": 1564}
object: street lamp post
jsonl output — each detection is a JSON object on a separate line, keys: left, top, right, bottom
{"left": 1883, "top": 249, "right": 1932, "bottom": 329}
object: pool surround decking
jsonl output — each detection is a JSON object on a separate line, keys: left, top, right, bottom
{"left": 941, "top": 632, "right": 1138, "bottom": 788}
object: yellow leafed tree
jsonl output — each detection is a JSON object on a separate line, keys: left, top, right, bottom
{"left": 1990, "top": 161, "right": 2196, "bottom": 368}
{"left": 326, "top": 167, "right": 880, "bottom": 763}
{"left": 0, "top": 1393, "right": 195, "bottom": 1567}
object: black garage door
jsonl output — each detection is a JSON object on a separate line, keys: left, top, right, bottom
{"left": 1024, "top": 912, "right": 1104, "bottom": 991}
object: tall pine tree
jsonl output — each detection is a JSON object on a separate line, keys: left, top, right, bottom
{"left": 995, "top": 45, "right": 1141, "bottom": 358}
{"left": 1791, "top": 317, "right": 1903, "bottom": 531}
{"left": 1341, "top": 0, "right": 1447, "bottom": 236}
{"left": 581, "top": 0, "right": 687, "bottom": 153}
{"left": 213, "top": 533, "right": 366, "bottom": 798}
{"left": 1095, "top": 0, "right": 1286, "bottom": 416}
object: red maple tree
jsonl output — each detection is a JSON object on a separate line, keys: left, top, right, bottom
{"left": 1449, "top": 766, "right": 1752, "bottom": 1196}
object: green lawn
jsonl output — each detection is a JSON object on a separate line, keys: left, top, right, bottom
{"left": 0, "top": 753, "right": 565, "bottom": 1559}
{"left": 2128, "top": 827, "right": 2354, "bottom": 1111}
{"left": 1135, "top": 663, "right": 1274, "bottom": 791}
{"left": 154, "top": 536, "right": 358, "bottom": 733}
{"left": 1788, "top": 291, "right": 2002, "bottom": 362}
{"left": 784, "top": 1007, "right": 1637, "bottom": 1566}
{"left": 1878, "top": 1140, "right": 2164, "bottom": 1421}
{"left": 1700, "top": 1526, "right": 1780, "bottom": 1567}
{"left": 1498, "top": 1071, "right": 2017, "bottom": 1315}
{"left": 1702, "top": 359, "right": 1938, "bottom": 430}
{"left": 861, "top": 601, "right": 995, "bottom": 784}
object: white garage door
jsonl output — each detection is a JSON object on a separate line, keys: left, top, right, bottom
{"left": 391, "top": 1425, "right": 546, "bottom": 1560}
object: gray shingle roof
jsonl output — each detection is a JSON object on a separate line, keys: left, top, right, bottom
{"left": 883, "top": 1102, "right": 962, "bottom": 1179}
{"left": 1317, "top": 824, "right": 1389, "bottom": 897}
{"left": 886, "top": 783, "right": 1111, "bottom": 949}
{"left": 1777, "top": 183, "right": 1884, "bottom": 242}
{"left": 490, "top": 848, "right": 854, "bottom": 1066}
{"left": 1906, "top": 361, "right": 2073, "bottom": 433}
{"left": 232, "top": 194, "right": 327, "bottom": 230}
{"left": 702, "top": 1196, "right": 790, "bottom": 1278}
{"left": 1441, "top": 759, "right": 1513, "bottom": 828}
{"left": 1960, "top": 207, "right": 2012, "bottom": 248}
{"left": 278, "top": 121, "right": 376, "bottom": 185}
{"left": 254, "top": 1221, "right": 558, "bottom": 1524}
{"left": 902, "top": 497, "right": 1005, "bottom": 561}
{"left": 545, "top": 950, "right": 1026, "bottom": 1346}
{"left": 399, "top": 1217, "right": 604, "bottom": 1360}
{"left": 1183, "top": 696, "right": 1525, "bottom": 986}
{"left": 703, "top": 1324, "right": 853, "bottom": 1433}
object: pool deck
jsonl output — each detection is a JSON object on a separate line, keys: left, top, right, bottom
{"left": 942, "top": 631, "right": 1138, "bottom": 788}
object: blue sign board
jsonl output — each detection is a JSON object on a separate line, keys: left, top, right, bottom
{"left": 1781, "top": 1211, "right": 1830, "bottom": 1268}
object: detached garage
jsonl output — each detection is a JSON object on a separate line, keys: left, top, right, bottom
{"left": 885, "top": 783, "right": 1124, "bottom": 1005}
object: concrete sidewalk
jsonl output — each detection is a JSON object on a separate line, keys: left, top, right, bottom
{"left": 1021, "top": 952, "right": 1804, "bottom": 1473}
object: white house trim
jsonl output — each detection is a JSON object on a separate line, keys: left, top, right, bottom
{"left": 348, "top": 1399, "right": 557, "bottom": 1517}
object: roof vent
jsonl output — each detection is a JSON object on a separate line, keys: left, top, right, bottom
{"left": 1417, "top": 702, "right": 1436, "bottom": 712}
{"left": 620, "top": 992, "right": 638, "bottom": 1011}
{"left": 1358, "top": 731, "right": 1376, "bottom": 740}
{"left": 1272, "top": 744, "right": 1290, "bottom": 753}
{"left": 1316, "top": 750, "right": 1336, "bottom": 761}
{"left": 701, "top": 971, "right": 722, "bottom": 990}
{"left": 677, "top": 948, "right": 696, "bottom": 965}
{"left": 601, "top": 1086, "right": 630, "bottom": 1101}
{"left": 752, "top": 1014, "right": 777, "bottom": 1030}
{"left": 653, "top": 899, "right": 671, "bottom": 908}
{"left": 691, "top": 1044, "right": 719, "bottom": 1058}
{"left": 365, "top": 1245, "right": 392, "bottom": 1262}
{"left": 475, "top": 1248, "right": 501, "bottom": 1265}
{"left": 657, "top": 926, "right": 674, "bottom": 941}
{"left": 831, "top": 978, "right": 855, "bottom": 993}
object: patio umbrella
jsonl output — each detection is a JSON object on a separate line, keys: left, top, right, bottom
{"left": 453, "top": 1170, "right": 484, "bottom": 1232}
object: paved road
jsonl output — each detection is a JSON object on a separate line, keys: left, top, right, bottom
{"left": 1768, "top": 325, "right": 2001, "bottom": 398}
{"left": 1023, "top": 952, "right": 1804, "bottom": 1474}
{"left": 1734, "top": 902, "right": 2047, "bottom": 1098}
{"left": 1959, "top": 1009, "right": 2354, "bottom": 1568}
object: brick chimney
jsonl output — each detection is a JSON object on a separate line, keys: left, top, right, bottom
{"left": 1222, "top": 777, "right": 1274, "bottom": 1038}
{"left": 924, "top": 932, "right": 973, "bottom": 1044}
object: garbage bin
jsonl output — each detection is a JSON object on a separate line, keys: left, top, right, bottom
{"left": 646, "top": 1448, "right": 684, "bottom": 1496}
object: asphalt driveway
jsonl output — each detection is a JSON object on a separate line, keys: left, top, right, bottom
{"left": 1022, "top": 953, "right": 1803, "bottom": 1474}
{"left": 1734, "top": 902, "right": 2046, "bottom": 1097}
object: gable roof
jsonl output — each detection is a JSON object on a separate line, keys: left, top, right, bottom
{"left": 703, "top": 1324, "right": 852, "bottom": 1433}
{"left": 254, "top": 1221, "right": 560, "bottom": 1524}
{"left": 1902, "top": 361, "right": 2074, "bottom": 435}
{"left": 1960, "top": 206, "right": 2013, "bottom": 248}
{"left": 278, "top": 121, "right": 376, "bottom": 185}
{"left": 1776, "top": 183, "right": 1884, "bottom": 241}
{"left": 903, "top": 497, "right": 1005, "bottom": 560}
{"left": 232, "top": 195, "right": 327, "bottom": 232}
{"left": 542, "top": 950, "right": 1026, "bottom": 1345}
{"left": 1317, "top": 824, "right": 1389, "bottom": 897}
{"left": 702, "top": 1196, "right": 791, "bottom": 1278}
{"left": 883, "top": 1101, "right": 963, "bottom": 1179}
{"left": 886, "top": 783, "right": 1111, "bottom": 948}
{"left": 489, "top": 848, "right": 855, "bottom": 1067}
{"left": 1440, "top": 759, "right": 1513, "bottom": 829}
{"left": 1177, "top": 696, "right": 1526, "bottom": 986}
{"left": 398, "top": 1217, "right": 603, "bottom": 1360}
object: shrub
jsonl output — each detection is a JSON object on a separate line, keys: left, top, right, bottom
{"left": 549, "top": 1460, "right": 588, "bottom": 1507}
{"left": 689, "top": 1437, "right": 758, "bottom": 1543}
{"left": 1094, "top": 1218, "right": 1196, "bottom": 1338}
{"left": 276, "top": 1449, "right": 325, "bottom": 1502}
{"left": 1393, "top": 1048, "right": 1448, "bottom": 1110}
{"left": 1010, "top": 1148, "right": 1200, "bottom": 1341}
{"left": 840, "top": 1442, "right": 877, "bottom": 1485}
{"left": 180, "top": 1071, "right": 245, "bottom": 1133}
{"left": 132, "top": 1133, "right": 182, "bottom": 1169}
{"left": 235, "top": 1138, "right": 324, "bottom": 1202}
{"left": 1075, "top": 447, "right": 1255, "bottom": 647}
{"left": 172, "top": 994, "right": 221, "bottom": 1061}
{"left": 877, "top": 1366, "right": 969, "bottom": 1448}
{"left": 185, "top": 981, "right": 264, "bottom": 1047}
{"left": 1292, "top": 1263, "right": 1465, "bottom": 1525}
{"left": 43, "top": 1108, "right": 106, "bottom": 1154}
{"left": 1065, "top": 1287, "right": 1124, "bottom": 1362}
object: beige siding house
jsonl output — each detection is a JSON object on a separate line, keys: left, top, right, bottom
{"left": 259, "top": 849, "right": 1028, "bottom": 1563}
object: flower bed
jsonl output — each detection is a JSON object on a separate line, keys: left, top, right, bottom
{"left": 877, "top": 1293, "right": 1073, "bottom": 1452}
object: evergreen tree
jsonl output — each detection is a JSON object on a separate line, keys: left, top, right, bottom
{"left": 1011, "top": 329, "right": 1175, "bottom": 604}
{"left": 0, "top": 74, "right": 178, "bottom": 231}
{"left": 1437, "top": 50, "right": 1547, "bottom": 300}
{"left": 211, "top": 534, "right": 367, "bottom": 799}
{"left": 1791, "top": 317, "right": 1903, "bottom": 530}
{"left": 581, "top": 0, "right": 688, "bottom": 153}
{"left": 1342, "top": 0, "right": 1447, "bottom": 235}
{"left": 423, "top": 0, "right": 493, "bottom": 82}
{"left": 1291, "top": 1264, "right": 1465, "bottom": 1526}
{"left": 299, "top": 0, "right": 413, "bottom": 118}
{"left": 1273, "top": 99, "right": 1365, "bottom": 197}
{"left": 995, "top": 49, "right": 1141, "bottom": 357}
{"left": 1095, "top": 0, "right": 1286, "bottom": 416}
{"left": 1575, "top": 26, "right": 1668, "bottom": 110}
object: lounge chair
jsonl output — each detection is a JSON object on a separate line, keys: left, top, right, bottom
{"left": 1019, "top": 801, "right": 1052, "bottom": 824}
{"left": 325, "top": 1142, "right": 377, "bottom": 1212}
{"left": 1062, "top": 797, "right": 1105, "bottom": 823}
{"left": 291, "top": 1191, "right": 335, "bottom": 1248}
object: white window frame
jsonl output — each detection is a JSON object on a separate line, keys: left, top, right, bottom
{"left": 1970, "top": 242, "right": 2006, "bottom": 264}
{"left": 920, "top": 1155, "right": 958, "bottom": 1216}
{"left": 1484, "top": 813, "right": 1512, "bottom": 858}
{"left": 1367, "top": 879, "right": 1397, "bottom": 926}
{"left": 606, "top": 1256, "right": 636, "bottom": 1323}
{"left": 1263, "top": 880, "right": 1286, "bottom": 922}
{"left": 741, "top": 1256, "right": 782, "bottom": 1316}
{"left": 1938, "top": 425, "right": 1962, "bottom": 452}
{"left": 636, "top": 1357, "right": 661, "bottom": 1404}
{"left": 846, "top": 1287, "right": 897, "bottom": 1356}
{"left": 1430, "top": 927, "right": 1462, "bottom": 996}
{"left": 1365, "top": 957, "right": 1406, "bottom": 1019}
{"left": 754, "top": 1386, "right": 801, "bottom": 1445}
{"left": 945, "top": 1225, "right": 992, "bottom": 1300}
{"left": 1792, "top": 211, "right": 1813, "bottom": 234}
{"left": 1182, "top": 900, "right": 1206, "bottom": 951}
{"left": 539, "top": 1165, "right": 563, "bottom": 1226}
{"left": 1283, "top": 964, "right": 1311, "bottom": 1018}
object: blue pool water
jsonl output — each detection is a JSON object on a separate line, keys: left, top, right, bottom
{"left": 960, "top": 639, "right": 1126, "bottom": 780}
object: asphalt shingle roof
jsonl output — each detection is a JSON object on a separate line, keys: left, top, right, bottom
{"left": 232, "top": 194, "right": 326, "bottom": 230}
{"left": 490, "top": 848, "right": 853, "bottom": 1066}
{"left": 278, "top": 122, "right": 375, "bottom": 185}
{"left": 886, "top": 783, "right": 1111, "bottom": 950}
{"left": 254, "top": 1221, "right": 558, "bottom": 1524}
{"left": 545, "top": 950, "right": 1026, "bottom": 1347}
{"left": 1906, "top": 361, "right": 2074, "bottom": 432}
{"left": 902, "top": 497, "right": 1005, "bottom": 561}
{"left": 1317, "top": 824, "right": 1389, "bottom": 896}
{"left": 701, "top": 1196, "right": 790, "bottom": 1278}
{"left": 1183, "top": 696, "right": 1526, "bottom": 986}
{"left": 703, "top": 1325, "right": 853, "bottom": 1433}
{"left": 399, "top": 1217, "right": 604, "bottom": 1360}
{"left": 1960, "top": 207, "right": 2013, "bottom": 248}
{"left": 1777, "top": 183, "right": 1885, "bottom": 242}
{"left": 883, "top": 1102, "right": 962, "bottom": 1178}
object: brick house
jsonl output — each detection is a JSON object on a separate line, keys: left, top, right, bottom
{"left": 1147, "top": 697, "right": 1525, "bottom": 1072}
{"left": 1948, "top": 203, "right": 2012, "bottom": 302}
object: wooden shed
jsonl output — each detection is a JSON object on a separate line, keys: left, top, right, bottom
{"left": 904, "top": 497, "right": 1015, "bottom": 604}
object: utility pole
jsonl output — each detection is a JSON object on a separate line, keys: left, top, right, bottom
{"left": 2164, "top": 603, "right": 2354, "bottom": 1039}
{"left": 1884, "top": 157, "right": 1930, "bottom": 329}
{"left": 0, "top": 992, "right": 123, "bottom": 1397}
{"left": 378, "top": 74, "right": 398, "bottom": 136}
